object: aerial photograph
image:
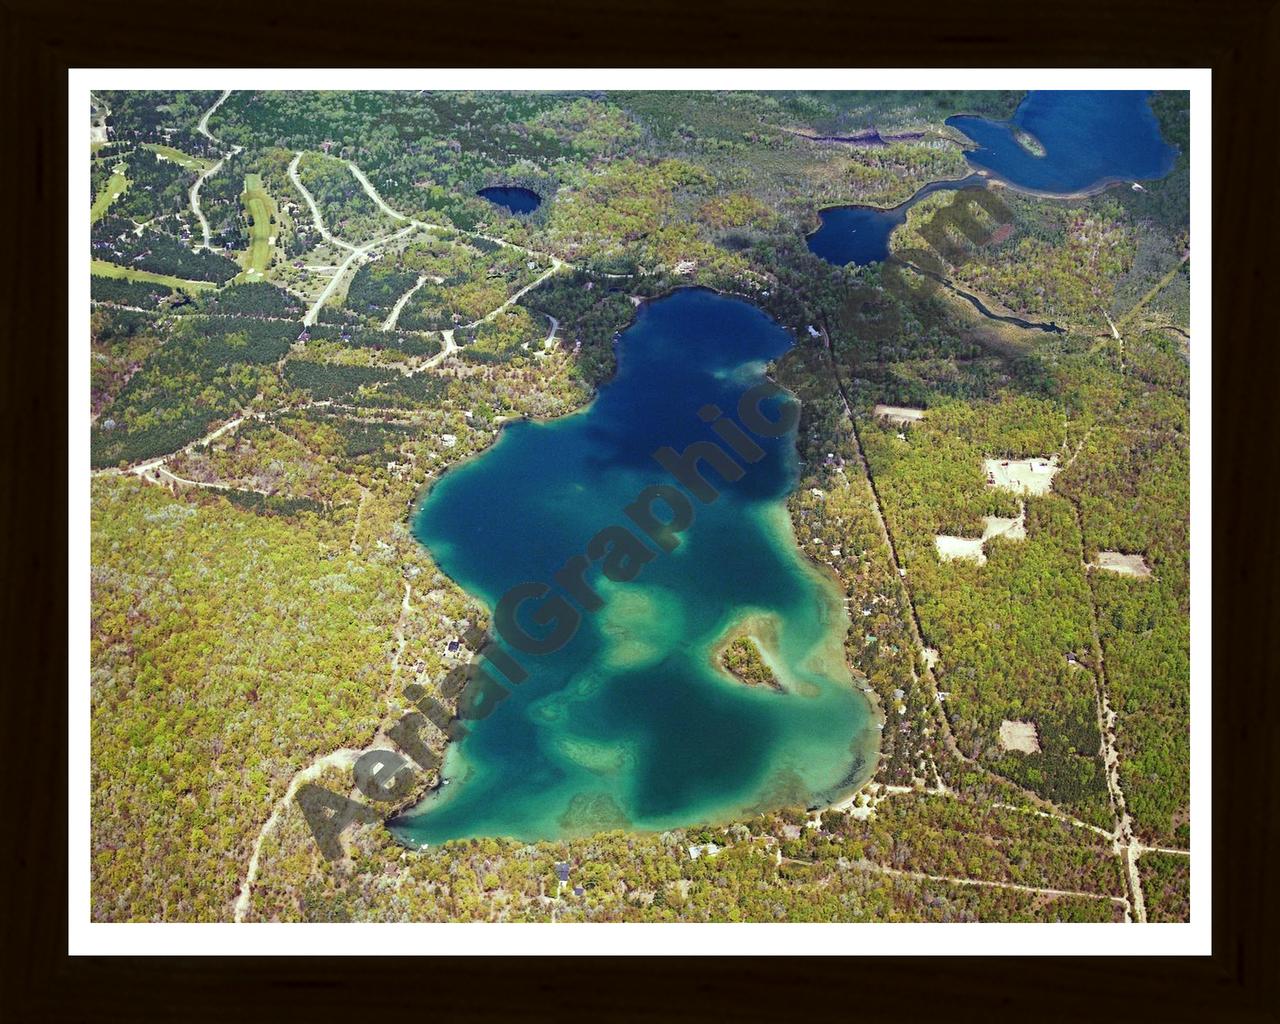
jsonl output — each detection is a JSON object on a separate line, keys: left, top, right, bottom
{"left": 86, "top": 85, "right": 1192, "bottom": 926}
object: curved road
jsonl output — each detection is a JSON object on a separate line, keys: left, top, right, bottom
{"left": 383, "top": 275, "right": 428, "bottom": 331}
{"left": 347, "top": 161, "right": 409, "bottom": 223}
{"left": 288, "top": 152, "right": 355, "bottom": 252}
{"left": 197, "top": 89, "right": 232, "bottom": 142}
{"left": 190, "top": 90, "right": 240, "bottom": 250}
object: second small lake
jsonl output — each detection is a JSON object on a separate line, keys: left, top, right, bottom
{"left": 806, "top": 174, "right": 986, "bottom": 266}
{"left": 477, "top": 185, "right": 543, "bottom": 214}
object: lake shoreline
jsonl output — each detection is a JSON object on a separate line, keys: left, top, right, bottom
{"left": 803, "top": 170, "right": 987, "bottom": 240}
{"left": 396, "top": 288, "right": 884, "bottom": 846}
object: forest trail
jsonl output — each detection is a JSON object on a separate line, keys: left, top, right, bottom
{"left": 814, "top": 321, "right": 965, "bottom": 764}
{"left": 233, "top": 748, "right": 363, "bottom": 922}
{"left": 128, "top": 414, "right": 246, "bottom": 478}
{"left": 92, "top": 412, "right": 263, "bottom": 493}
{"left": 189, "top": 148, "right": 240, "bottom": 251}
{"left": 153, "top": 465, "right": 269, "bottom": 496}
{"left": 389, "top": 582, "right": 412, "bottom": 682}
{"left": 189, "top": 164, "right": 218, "bottom": 249}
{"left": 358, "top": 581, "right": 418, "bottom": 755}
{"left": 777, "top": 840, "right": 1126, "bottom": 910}
{"left": 350, "top": 486, "right": 369, "bottom": 551}
{"left": 406, "top": 329, "right": 456, "bottom": 376}
{"left": 1116, "top": 251, "right": 1190, "bottom": 333}
{"left": 288, "top": 152, "right": 355, "bottom": 252}
{"left": 861, "top": 863, "right": 1126, "bottom": 908}
{"left": 462, "top": 260, "right": 565, "bottom": 330}
{"left": 347, "top": 161, "right": 409, "bottom": 223}
{"left": 1066, "top": 490, "right": 1147, "bottom": 922}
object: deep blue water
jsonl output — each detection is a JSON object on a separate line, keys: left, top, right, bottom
{"left": 393, "top": 289, "right": 877, "bottom": 845}
{"left": 477, "top": 185, "right": 542, "bottom": 214}
{"left": 806, "top": 174, "right": 986, "bottom": 266}
{"left": 808, "top": 91, "right": 1177, "bottom": 269}
{"left": 946, "top": 91, "right": 1178, "bottom": 195}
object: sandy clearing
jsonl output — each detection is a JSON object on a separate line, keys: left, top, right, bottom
{"left": 873, "top": 404, "right": 925, "bottom": 428}
{"left": 999, "top": 719, "right": 1041, "bottom": 754}
{"left": 935, "top": 504, "right": 1025, "bottom": 565}
{"left": 981, "top": 502, "right": 1027, "bottom": 542}
{"left": 984, "top": 456, "right": 1059, "bottom": 495}
{"left": 1092, "top": 551, "right": 1152, "bottom": 578}
{"left": 935, "top": 534, "right": 986, "bottom": 564}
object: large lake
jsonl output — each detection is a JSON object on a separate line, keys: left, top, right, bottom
{"left": 946, "top": 90, "right": 1178, "bottom": 195}
{"left": 807, "top": 91, "right": 1177, "bottom": 269}
{"left": 393, "top": 289, "right": 878, "bottom": 845}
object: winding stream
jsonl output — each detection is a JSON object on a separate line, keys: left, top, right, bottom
{"left": 807, "top": 91, "right": 1177, "bottom": 334}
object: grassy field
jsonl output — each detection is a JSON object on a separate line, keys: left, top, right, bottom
{"left": 90, "top": 169, "right": 129, "bottom": 223}
{"left": 143, "top": 143, "right": 215, "bottom": 173}
{"left": 91, "top": 260, "right": 216, "bottom": 293}
{"left": 238, "top": 173, "right": 276, "bottom": 281}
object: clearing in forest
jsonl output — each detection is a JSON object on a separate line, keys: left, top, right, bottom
{"left": 935, "top": 534, "right": 987, "bottom": 564}
{"left": 1092, "top": 551, "right": 1152, "bottom": 578}
{"left": 90, "top": 259, "right": 215, "bottom": 293}
{"left": 981, "top": 504, "right": 1026, "bottom": 542}
{"left": 873, "top": 404, "right": 925, "bottom": 428}
{"left": 999, "top": 719, "right": 1042, "bottom": 754}
{"left": 934, "top": 502, "right": 1026, "bottom": 566}
{"left": 143, "top": 143, "right": 215, "bottom": 173}
{"left": 240, "top": 174, "right": 276, "bottom": 280}
{"left": 984, "top": 456, "right": 1059, "bottom": 495}
{"left": 91, "top": 167, "right": 129, "bottom": 223}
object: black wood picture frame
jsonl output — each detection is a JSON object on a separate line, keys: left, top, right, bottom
{"left": 3, "top": 0, "right": 1275, "bottom": 1018}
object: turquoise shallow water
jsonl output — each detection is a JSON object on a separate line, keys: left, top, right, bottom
{"left": 391, "top": 289, "right": 878, "bottom": 845}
